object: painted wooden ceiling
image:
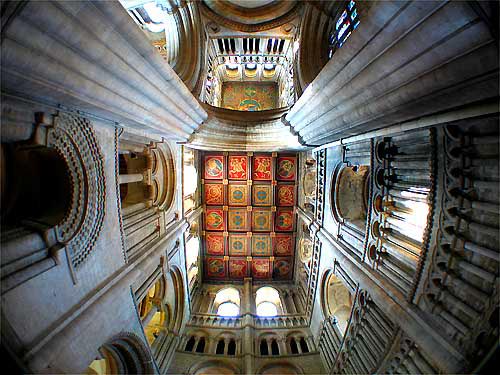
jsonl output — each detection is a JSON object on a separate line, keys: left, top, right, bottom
{"left": 201, "top": 151, "right": 297, "bottom": 282}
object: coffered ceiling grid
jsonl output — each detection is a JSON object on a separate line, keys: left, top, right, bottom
{"left": 201, "top": 151, "right": 298, "bottom": 282}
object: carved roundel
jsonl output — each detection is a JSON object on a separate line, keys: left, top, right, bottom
{"left": 47, "top": 113, "right": 106, "bottom": 268}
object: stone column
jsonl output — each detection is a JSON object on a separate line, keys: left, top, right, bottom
{"left": 278, "top": 337, "right": 287, "bottom": 355}
{"left": 285, "top": 291, "right": 297, "bottom": 314}
{"left": 207, "top": 337, "right": 216, "bottom": 355}
{"left": 291, "top": 291, "right": 303, "bottom": 313}
{"left": 243, "top": 277, "right": 254, "bottom": 315}
{"left": 119, "top": 173, "right": 144, "bottom": 184}
{"left": 242, "top": 314, "right": 255, "bottom": 375}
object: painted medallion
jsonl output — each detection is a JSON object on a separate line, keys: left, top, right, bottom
{"left": 275, "top": 208, "right": 294, "bottom": 231}
{"left": 206, "top": 232, "right": 225, "bottom": 255}
{"left": 253, "top": 184, "right": 272, "bottom": 206}
{"left": 276, "top": 157, "right": 296, "bottom": 181}
{"left": 253, "top": 156, "right": 272, "bottom": 180}
{"left": 228, "top": 208, "right": 248, "bottom": 231}
{"left": 229, "top": 234, "right": 248, "bottom": 256}
{"left": 252, "top": 235, "right": 272, "bottom": 256}
{"left": 277, "top": 184, "right": 295, "bottom": 206}
{"left": 205, "top": 208, "right": 224, "bottom": 231}
{"left": 273, "top": 258, "right": 292, "bottom": 278}
{"left": 252, "top": 209, "right": 272, "bottom": 232}
{"left": 229, "top": 258, "right": 247, "bottom": 278}
{"left": 206, "top": 257, "right": 225, "bottom": 277}
{"left": 205, "top": 184, "right": 224, "bottom": 205}
{"left": 252, "top": 258, "right": 270, "bottom": 279}
{"left": 228, "top": 184, "right": 248, "bottom": 206}
{"left": 204, "top": 155, "right": 224, "bottom": 179}
{"left": 274, "top": 234, "right": 293, "bottom": 256}
{"left": 228, "top": 155, "right": 248, "bottom": 180}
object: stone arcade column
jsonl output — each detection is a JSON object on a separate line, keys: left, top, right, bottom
{"left": 242, "top": 278, "right": 254, "bottom": 374}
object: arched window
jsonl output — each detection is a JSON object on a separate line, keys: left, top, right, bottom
{"left": 299, "top": 337, "right": 309, "bottom": 353}
{"left": 214, "top": 288, "right": 240, "bottom": 317}
{"left": 271, "top": 339, "right": 280, "bottom": 355}
{"left": 260, "top": 339, "right": 269, "bottom": 355}
{"left": 255, "top": 287, "right": 282, "bottom": 317}
{"left": 217, "top": 302, "right": 239, "bottom": 317}
{"left": 185, "top": 336, "right": 196, "bottom": 352}
{"left": 183, "top": 147, "right": 198, "bottom": 213}
{"left": 185, "top": 236, "right": 199, "bottom": 287}
{"left": 257, "top": 302, "right": 278, "bottom": 317}
{"left": 289, "top": 338, "right": 299, "bottom": 354}
{"left": 216, "top": 339, "right": 225, "bottom": 355}
{"left": 328, "top": 0, "right": 360, "bottom": 58}
{"left": 196, "top": 337, "right": 206, "bottom": 353}
{"left": 227, "top": 339, "right": 236, "bottom": 355}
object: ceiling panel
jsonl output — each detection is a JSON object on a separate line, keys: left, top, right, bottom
{"left": 201, "top": 151, "right": 297, "bottom": 282}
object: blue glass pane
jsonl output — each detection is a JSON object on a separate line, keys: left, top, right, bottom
{"left": 351, "top": 9, "right": 358, "bottom": 20}
{"left": 336, "top": 10, "right": 347, "bottom": 30}
{"left": 348, "top": 0, "right": 356, "bottom": 11}
{"left": 337, "top": 21, "right": 350, "bottom": 41}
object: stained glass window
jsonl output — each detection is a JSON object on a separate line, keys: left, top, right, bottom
{"left": 328, "top": 0, "right": 360, "bottom": 59}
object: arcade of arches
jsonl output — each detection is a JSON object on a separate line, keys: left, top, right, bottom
{"left": 1, "top": 1, "right": 498, "bottom": 374}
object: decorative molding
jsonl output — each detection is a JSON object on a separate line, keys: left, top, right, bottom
{"left": 50, "top": 112, "right": 106, "bottom": 268}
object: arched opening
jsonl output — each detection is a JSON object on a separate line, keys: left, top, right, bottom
{"left": 86, "top": 333, "right": 154, "bottom": 374}
{"left": 185, "top": 336, "right": 196, "bottom": 352}
{"left": 289, "top": 338, "right": 299, "bottom": 354}
{"left": 185, "top": 236, "right": 200, "bottom": 288}
{"left": 196, "top": 337, "right": 206, "bottom": 353}
{"left": 214, "top": 288, "right": 240, "bottom": 317}
{"left": 260, "top": 362, "right": 302, "bottom": 375}
{"left": 1, "top": 144, "right": 71, "bottom": 227}
{"left": 256, "top": 287, "right": 282, "bottom": 317}
{"left": 169, "top": 267, "right": 186, "bottom": 334}
{"left": 299, "top": 337, "right": 309, "bottom": 353}
{"left": 192, "top": 360, "right": 238, "bottom": 375}
{"left": 227, "top": 339, "right": 236, "bottom": 355}
{"left": 217, "top": 302, "right": 239, "bottom": 317}
{"left": 260, "top": 339, "right": 269, "bottom": 355}
{"left": 137, "top": 278, "right": 165, "bottom": 345}
{"left": 333, "top": 165, "right": 370, "bottom": 231}
{"left": 322, "top": 271, "right": 353, "bottom": 336}
{"left": 118, "top": 148, "right": 152, "bottom": 208}
{"left": 183, "top": 147, "right": 198, "bottom": 213}
{"left": 216, "top": 339, "right": 225, "bottom": 355}
{"left": 86, "top": 358, "right": 112, "bottom": 375}
{"left": 271, "top": 339, "right": 280, "bottom": 355}
{"left": 257, "top": 301, "right": 278, "bottom": 317}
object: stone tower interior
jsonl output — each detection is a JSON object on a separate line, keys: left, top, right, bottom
{"left": 1, "top": 1, "right": 499, "bottom": 374}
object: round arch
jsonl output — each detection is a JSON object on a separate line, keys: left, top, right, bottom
{"left": 168, "top": 266, "right": 186, "bottom": 333}
{"left": 320, "top": 269, "right": 353, "bottom": 336}
{"left": 255, "top": 286, "right": 283, "bottom": 316}
{"left": 213, "top": 287, "right": 241, "bottom": 316}
{"left": 87, "top": 332, "right": 154, "bottom": 374}
{"left": 189, "top": 359, "right": 240, "bottom": 375}
{"left": 258, "top": 361, "right": 303, "bottom": 375}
